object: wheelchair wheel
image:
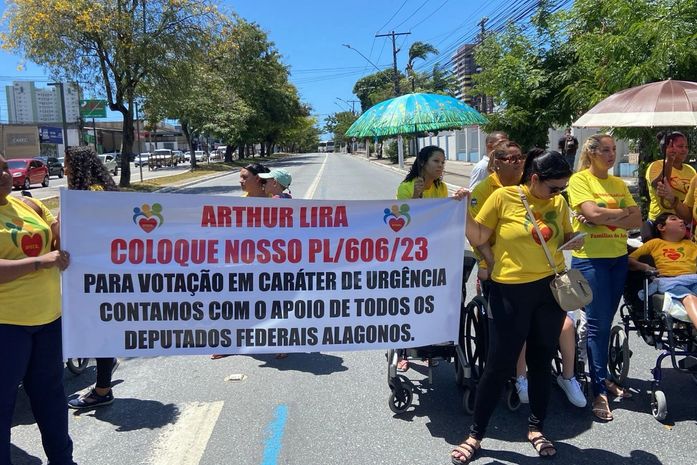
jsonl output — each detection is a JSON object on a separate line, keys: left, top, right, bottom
{"left": 463, "top": 297, "right": 488, "bottom": 380}
{"left": 462, "top": 387, "right": 475, "bottom": 415}
{"left": 505, "top": 382, "right": 521, "bottom": 411}
{"left": 454, "top": 354, "right": 464, "bottom": 386}
{"left": 608, "top": 325, "right": 630, "bottom": 385}
{"left": 651, "top": 389, "right": 668, "bottom": 422}
{"left": 388, "top": 379, "right": 413, "bottom": 414}
{"left": 66, "top": 358, "right": 89, "bottom": 375}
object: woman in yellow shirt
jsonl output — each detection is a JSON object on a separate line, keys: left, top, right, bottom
{"left": 396, "top": 145, "right": 448, "bottom": 200}
{"left": 0, "top": 154, "right": 74, "bottom": 464}
{"left": 451, "top": 149, "right": 577, "bottom": 463}
{"left": 567, "top": 134, "right": 642, "bottom": 422}
{"left": 646, "top": 131, "right": 694, "bottom": 221}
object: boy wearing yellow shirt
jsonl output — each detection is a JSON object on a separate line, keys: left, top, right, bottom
{"left": 629, "top": 212, "right": 697, "bottom": 331}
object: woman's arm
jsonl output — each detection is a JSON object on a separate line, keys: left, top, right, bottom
{"left": 628, "top": 256, "right": 656, "bottom": 273}
{"left": 466, "top": 210, "right": 493, "bottom": 247}
{"left": 577, "top": 200, "right": 630, "bottom": 225}
{"left": 610, "top": 205, "right": 642, "bottom": 229}
{"left": 656, "top": 180, "right": 694, "bottom": 224}
{"left": 0, "top": 250, "right": 70, "bottom": 284}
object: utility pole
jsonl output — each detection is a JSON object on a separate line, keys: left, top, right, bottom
{"left": 47, "top": 82, "right": 69, "bottom": 156}
{"left": 477, "top": 17, "right": 488, "bottom": 114}
{"left": 375, "top": 30, "right": 411, "bottom": 97}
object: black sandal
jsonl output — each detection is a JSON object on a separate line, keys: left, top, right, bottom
{"left": 528, "top": 432, "right": 556, "bottom": 458}
{"left": 451, "top": 439, "right": 480, "bottom": 465}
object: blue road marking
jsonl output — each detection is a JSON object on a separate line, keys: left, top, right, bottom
{"left": 261, "top": 404, "right": 288, "bottom": 465}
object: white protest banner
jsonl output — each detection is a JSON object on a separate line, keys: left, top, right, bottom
{"left": 60, "top": 190, "right": 466, "bottom": 357}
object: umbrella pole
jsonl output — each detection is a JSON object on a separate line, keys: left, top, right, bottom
{"left": 397, "top": 135, "right": 404, "bottom": 170}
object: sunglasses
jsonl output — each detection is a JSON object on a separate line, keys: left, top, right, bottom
{"left": 497, "top": 155, "right": 526, "bottom": 163}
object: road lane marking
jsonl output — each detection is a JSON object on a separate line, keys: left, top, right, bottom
{"left": 305, "top": 154, "right": 328, "bottom": 199}
{"left": 261, "top": 404, "right": 288, "bottom": 465}
{"left": 149, "top": 401, "right": 224, "bottom": 465}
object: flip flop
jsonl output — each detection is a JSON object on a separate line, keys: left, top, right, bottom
{"left": 451, "top": 439, "right": 480, "bottom": 465}
{"left": 528, "top": 432, "right": 556, "bottom": 458}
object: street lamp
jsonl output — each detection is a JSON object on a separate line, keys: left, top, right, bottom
{"left": 342, "top": 44, "right": 382, "bottom": 73}
{"left": 47, "top": 82, "right": 68, "bottom": 156}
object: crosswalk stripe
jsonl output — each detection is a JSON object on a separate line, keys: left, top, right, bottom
{"left": 149, "top": 401, "right": 224, "bottom": 465}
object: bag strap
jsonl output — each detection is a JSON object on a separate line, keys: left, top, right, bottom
{"left": 20, "top": 196, "right": 44, "bottom": 219}
{"left": 517, "top": 186, "right": 562, "bottom": 274}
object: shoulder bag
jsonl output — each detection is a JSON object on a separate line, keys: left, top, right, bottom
{"left": 517, "top": 186, "right": 593, "bottom": 311}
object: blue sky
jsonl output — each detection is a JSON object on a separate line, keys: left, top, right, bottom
{"left": 0, "top": 0, "right": 521, "bottom": 127}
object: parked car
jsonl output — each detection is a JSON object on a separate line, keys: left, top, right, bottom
{"left": 194, "top": 150, "right": 208, "bottom": 162}
{"left": 98, "top": 153, "right": 118, "bottom": 175}
{"left": 34, "top": 156, "right": 64, "bottom": 178}
{"left": 8, "top": 158, "right": 49, "bottom": 190}
{"left": 135, "top": 153, "right": 150, "bottom": 167}
{"left": 149, "top": 149, "right": 176, "bottom": 169}
{"left": 172, "top": 150, "right": 184, "bottom": 163}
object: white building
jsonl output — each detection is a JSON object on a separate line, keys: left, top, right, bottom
{"left": 5, "top": 80, "right": 80, "bottom": 124}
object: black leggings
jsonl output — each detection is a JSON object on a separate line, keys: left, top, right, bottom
{"left": 96, "top": 358, "right": 115, "bottom": 389}
{"left": 469, "top": 276, "right": 566, "bottom": 440}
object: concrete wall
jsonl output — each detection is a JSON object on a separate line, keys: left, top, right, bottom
{"left": 0, "top": 125, "right": 40, "bottom": 158}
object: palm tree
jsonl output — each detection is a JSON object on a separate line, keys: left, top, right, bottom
{"left": 405, "top": 42, "right": 438, "bottom": 92}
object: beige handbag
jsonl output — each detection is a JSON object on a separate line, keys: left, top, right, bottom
{"left": 517, "top": 187, "right": 593, "bottom": 311}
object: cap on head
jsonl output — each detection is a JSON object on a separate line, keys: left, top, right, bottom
{"left": 259, "top": 168, "right": 292, "bottom": 189}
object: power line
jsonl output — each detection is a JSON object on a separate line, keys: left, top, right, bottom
{"left": 375, "top": 0, "right": 409, "bottom": 34}
{"left": 392, "top": 0, "right": 430, "bottom": 30}
{"left": 405, "top": 0, "right": 450, "bottom": 32}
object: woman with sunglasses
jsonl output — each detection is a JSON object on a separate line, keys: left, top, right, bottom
{"left": 452, "top": 149, "right": 577, "bottom": 463}
{"left": 567, "top": 134, "right": 641, "bottom": 421}
{"left": 647, "top": 131, "right": 694, "bottom": 221}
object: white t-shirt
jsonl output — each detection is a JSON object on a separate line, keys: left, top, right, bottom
{"left": 469, "top": 156, "right": 490, "bottom": 189}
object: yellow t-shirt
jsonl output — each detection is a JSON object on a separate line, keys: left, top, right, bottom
{"left": 0, "top": 196, "right": 60, "bottom": 326}
{"left": 567, "top": 169, "right": 636, "bottom": 259}
{"left": 682, "top": 177, "right": 697, "bottom": 232}
{"left": 474, "top": 185, "right": 572, "bottom": 284}
{"left": 629, "top": 238, "right": 697, "bottom": 277}
{"left": 396, "top": 179, "right": 448, "bottom": 199}
{"left": 469, "top": 172, "right": 503, "bottom": 269}
{"left": 646, "top": 160, "right": 695, "bottom": 220}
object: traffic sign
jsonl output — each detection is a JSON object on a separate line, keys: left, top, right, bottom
{"left": 79, "top": 99, "right": 107, "bottom": 118}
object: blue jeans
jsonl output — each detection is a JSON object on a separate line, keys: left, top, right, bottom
{"left": 0, "top": 318, "right": 76, "bottom": 465}
{"left": 571, "top": 256, "right": 628, "bottom": 397}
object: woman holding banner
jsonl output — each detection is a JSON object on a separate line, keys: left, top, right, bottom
{"left": 64, "top": 146, "right": 121, "bottom": 410}
{"left": 452, "top": 149, "right": 578, "bottom": 463}
{"left": 0, "top": 153, "right": 75, "bottom": 464}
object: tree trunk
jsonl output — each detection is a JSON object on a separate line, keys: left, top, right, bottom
{"left": 182, "top": 122, "right": 197, "bottom": 170}
{"left": 260, "top": 143, "right": 266, "bottom": 156}
{"left": 224, "top": 145, "right": 233, "bottom": 163}
{"left": 119, "top": 103, "right": 135, "bottom": 187}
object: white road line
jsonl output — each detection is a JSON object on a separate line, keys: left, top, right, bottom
{"left": 304, "top": 154, "right": 328, "bottom": 199}
{"left": 149, "top": 401, "right": 224, "bottom": 465}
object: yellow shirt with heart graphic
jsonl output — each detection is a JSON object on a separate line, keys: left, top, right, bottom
{"left": 567, "top": 169, "right": 636, "bottom": 259}
{"left": 646, "top": 160, "right": 695, "bottom": 220}
{"left": 629, "top": 238, "right": 697, "bottom": 277}
{"left": 0, "top": 196, "right": 60, "bottom": 326}
{"left": 474, "top": 185, "right": 572, "bottom": 284}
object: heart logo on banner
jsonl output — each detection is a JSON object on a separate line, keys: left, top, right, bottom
{"left": 388, "top": 217, "right": 406, "bottom": 232}
{"left": 138, "top": 217, "right": 158, "bottom": 233}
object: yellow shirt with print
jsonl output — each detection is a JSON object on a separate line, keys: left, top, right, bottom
{"left": 469, "top": 172, "right": 502, "bottom": 269}
{"left": 629, "top": 238, "right": 697, "bottom": 277}
{"left": 396, "top": 178, "right": 448, "bottom": 199}
{"left": 568, "top": 169, "right": 636, "bottom": 259}
{"left": 474, "top": 185, "right": 572, "bottom": 284}
{"left": 646, "top": 160, "right": 695, "bottom": 220}
{"left": 0, "top": 196, "right": 60, "bottom": 326}
{"left": 682, "top": 177, "right": 697, "bottom": 235}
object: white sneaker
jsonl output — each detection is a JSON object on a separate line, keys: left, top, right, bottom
{"left": 516, "top": 375, "right": 529, "bottom": 403}
{"left": 557, "top": 375, "right": 587, "bottom": 407}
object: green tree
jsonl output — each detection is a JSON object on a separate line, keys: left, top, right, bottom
{"left": 324, "top": 111, "right": 358, "bottom": 148}
{"left": 405, "top": 41, "right": 438, "bottom": 92}
{"left": 3, "top": 0, "right": 219, "bottom": 186}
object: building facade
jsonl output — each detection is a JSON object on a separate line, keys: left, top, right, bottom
{"left": 5, "top": 80, "right": 80, "bottom": 124}
{"left": 451, "top": 44, "right": 493, "bottom": 114}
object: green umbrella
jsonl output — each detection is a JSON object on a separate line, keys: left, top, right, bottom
{"left": 345, "top": 92, "right": 488, "bottom": 138}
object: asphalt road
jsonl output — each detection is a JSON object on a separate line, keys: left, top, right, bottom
{"left": 10, "top": 152, "right": 697, "bottom": 465}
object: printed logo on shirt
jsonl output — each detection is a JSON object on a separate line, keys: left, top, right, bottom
{"left": 384, "top": 204, "right": 411, "bottom": 232}
{"left": 4, "top": 216, "right": 48, "bottom": 257}
{"left": 662, "top": 247, "right": 685, "bottom": 261}
{"left": 133, "top": 203, "right": 164, "bottom": 233}
{"left": 525, "top": 210, "right": 559, "bottom": 244}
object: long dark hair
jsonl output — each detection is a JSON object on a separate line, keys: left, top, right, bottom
{"left": 65, "top": 146, "right": 119, "bottom": 191}
{"left": 403, "top": 145, "right": 444, "bottom": 186}
{"left": 520, "top": 148, "right": 572, "bottom": 184}
{"left": 244, "top": 163, "right": 270, "bottom": 176}
{"left": 657, "top": 131, "right": 687, "bottom": 154}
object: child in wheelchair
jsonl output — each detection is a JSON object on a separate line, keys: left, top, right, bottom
{"left": 628, "top": 212, "right": 697, "bottom": 332}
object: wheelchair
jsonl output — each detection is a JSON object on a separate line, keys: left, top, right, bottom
{"left": 386, "top": 251, "right": 478, "bottom": 414}
{"left": 612, "top": 263, "right": 697, "bottom": 422}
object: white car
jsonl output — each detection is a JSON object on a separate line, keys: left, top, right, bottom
{"left": 194, "top": 150, "right": 207, "bottom": 162}
{"left": 134, "top": 153, "right": 150, "bottom": 167}
{"left": 98, "top": 154, "right": 118, "bottom": 175}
